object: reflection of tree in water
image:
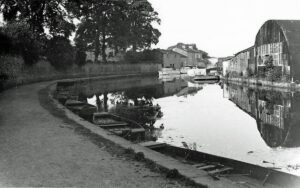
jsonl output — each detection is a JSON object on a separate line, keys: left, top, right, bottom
{"left": 105, "top": 87, "right": 164, "bottom": 128}
{"left": 144, "top": 127, "right": 163, "bottom": 141}
{"left": 182, "top": 141, "right": 198, "bottom": 151}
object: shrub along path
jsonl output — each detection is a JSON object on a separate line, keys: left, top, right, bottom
{"left": 0, "top": 81, "right": 194, "bottom": 187}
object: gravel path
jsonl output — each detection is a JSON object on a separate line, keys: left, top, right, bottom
{"left": 0, "top": 81, "right": 194, "bottom": 188}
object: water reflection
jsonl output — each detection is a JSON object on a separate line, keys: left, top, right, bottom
{"left": 86, "top": 78, "right": 202, "bottom": 133}
{"left": 224, "top": 83, "right": 300, "bottom": 148}
{"left": 81, "top": 77, "right": 204, "bottom": 141}
{"left": 56, "top": 76, "right": 300, "bottom": 175}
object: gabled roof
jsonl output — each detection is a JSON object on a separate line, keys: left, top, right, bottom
{"left": 167, "top": 43, "right": 208, "bottom": 55}
{"left": 235, "top": 46, "right": 254, "bottom": 56}
{"left": 159, "top": 49, "right": 186, "bottom": 57}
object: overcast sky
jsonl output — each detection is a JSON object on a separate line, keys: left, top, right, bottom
{"left": 149, "top": 0, "right": 300, "bottom": 57}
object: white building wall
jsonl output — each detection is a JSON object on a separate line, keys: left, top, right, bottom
{"left": 223, "top": 60, "right": 230, "bottom": 76}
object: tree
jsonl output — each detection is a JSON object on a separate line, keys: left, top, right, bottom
{"left": 75, "top": 49, "right": 87, "bottom": 67}
{"left": 126, "top": 0, "right": 161, "bottom": 51}
{"left": 0, "top": 0, "right": 77, "bottom": 37}
{"left": 74, "top": 0, "right": 126, "bottom": 63}
{"left": 74, "top": 0, "right": 161, "bottom": 63}
{"left": 0, "top": 32, "right": 13, "bottom": 55}
{"left": 46, "top": 36, "right": 74, "bottom": 70}
{"left": 0, "top": 21, "right": 43, "bottom": 65}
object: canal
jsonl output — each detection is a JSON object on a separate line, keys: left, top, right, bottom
{"left": 58, "top": 75, "right": 300, "bottom": 176}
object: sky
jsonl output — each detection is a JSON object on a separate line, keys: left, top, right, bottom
{"left": 148, "top": 0, "right": 300, "bottom": 57}
{"left": 1, "top": 1, "right": 300, "bottom": 57}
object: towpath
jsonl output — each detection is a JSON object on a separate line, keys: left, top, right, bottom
{"left": 0, "top": 81, "right": 193, "bottom": 187}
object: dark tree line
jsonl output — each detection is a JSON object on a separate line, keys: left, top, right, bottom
{"left": 0, "top": 0, "right": 161, "bottom": 67}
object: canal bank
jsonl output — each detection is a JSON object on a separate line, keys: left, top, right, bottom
{"left": 0, "top": 76, "right": 196, "bottom": 187}
{"left": 224, "top": 77, "right": 300, "bottom": 90}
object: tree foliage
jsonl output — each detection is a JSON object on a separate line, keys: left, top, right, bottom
{"left": 0, "top": 0, "right": 77, "bottom": 37}
{"left": 74, "top": 0, "right": 161, "bottom": 63}
{"left": 46, "top": 36, "right": 74, "bottom": 70}
{"left": 0, "top": 32, "right": 13, "bottom": 55}
{"left": 0, "top": 21, "right": 43, "bottom": 65}
{"left": 126, "top": 0, "right": 161, "bottom": 51}
{"left": 0, "top": 0, "right": 161, "bottom": 67}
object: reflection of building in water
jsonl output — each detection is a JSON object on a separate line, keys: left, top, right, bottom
{"left": 258, "top": 100, "right": 285, "bottom": 130}
{"left": 223, "top": 84, "right": 230, "bottom": 99}
{"left": 162, "top": 79, "right": 188, "bottom": 97}
{"left": 227, "top": 84, "right": 257, "bottom": 117}
{"left": 226, "top": 83, "right": 300, "bottom": 148}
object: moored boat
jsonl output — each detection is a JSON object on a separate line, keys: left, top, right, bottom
{"left": 93, "top": 112, "right": 145, "bottom": 140}
{"left": 193, "top": 75, "right": 220, "bottom": 81}
{"left": 140, "top": 142, "right": 300, "bottom": 188}
{"left": 159, "top": 68, "right": 181, "bottom": 77}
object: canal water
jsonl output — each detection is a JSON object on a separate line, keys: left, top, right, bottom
{"left": 63, "top": 76, "right": 300, "bottom": 176}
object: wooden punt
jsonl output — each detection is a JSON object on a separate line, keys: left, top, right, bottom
{"left": 93, "top": 112, "right": 145, "bottom": 140}
{"left": 139, "top": 142, "right": 300, "bottom": 188}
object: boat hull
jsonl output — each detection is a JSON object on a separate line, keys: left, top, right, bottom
{"left": 193, "top": 75, "right": 220, "bottom": 81}
{"left": 151, "top": 144, "right": 300, "bottom": 188}
{"left": 93, "top": 112, "right": 145, "bottom": 140}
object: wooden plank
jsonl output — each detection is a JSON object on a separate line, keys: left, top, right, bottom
{"left": 99, "top": 123, "right": 128, "bottom": 128}
{"left": 140, "top": 141, "right": 167, "bottom": 149}
{"left": 65, "top": 100, "right": 85, "bottom": 106}
{"left": 131, "top": 128, "right": 145, "bottom": 133}
{"left": 208, "top": 167, "right": 233, "bottom": 175}
{"left": 196, "top": 165, "right": 216, "bottom": 170}
{"left": 192, "top": 163, "right": 207, "bottom": 168}
{"left": 111, "top": 128, "right": 131, "bottom": 135}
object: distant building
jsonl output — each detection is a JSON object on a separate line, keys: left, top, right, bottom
{"left": 228, "top": 47, "right": 254, "bottom": 77}
{"left": 216, "top": 56, "right": 233, "bottom": 75}
{"left": 222, "top": 60, "right": 230, "bottom": 76}
{"left": 227, "top": 20, "right": 300, "bottom": 82}
{"left": 159, "top": 50, "right": 186, "bottom": 69}
{"left": 254, "top": 20, "right": 299, "bottom": 81}
{"left": 167, "top": 43, "right": 209, "bottom": 68}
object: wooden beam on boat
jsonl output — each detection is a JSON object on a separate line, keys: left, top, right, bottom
{"left": 131, "top": 128, "right": 145, "bottom": 133}
{"left": 208, "top": 167, "right": 233, "bottom": 175}
{"left": 99, "top": 122, "right": 128, "bottom": 128}
{"left": 196, "top": 165, "right": 217, "bottom": 170}
{"left": 65, "top": 99, "right": 85, "bottom": 106}
{"left": 192, "top": 163, "right": 207, "bottom": 168}
{"left": 112, "top": 128, "right": 131, "bottom": 135}
{"left": 140, "top": 141, "right": 167, "bottom": 149}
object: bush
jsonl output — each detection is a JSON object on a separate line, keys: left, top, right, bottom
{"left": 124, "top": 49, "right": 162, "bottom": 64}
{"left": 124, "top": 51, "right": 141, "bottom": 64}
{"left": 266, "top": 67, "right": 282, "bottom": 82}
{"left": 0, "top": 21, "right": 43, "bottom": 66}
{"left": 46, "top": 36, "right": 74, "bottom": 70}
{"left": 75, "top": 50, "right": 87, "bottom": 67}
{"left": 0, "top": 32, "right": 14, "bottom": 55}
{"left": 0, "top": 55, "right": 23, "bottom": 80}
{"left": 246, "top": 67, "right": 254, "bottom": 77}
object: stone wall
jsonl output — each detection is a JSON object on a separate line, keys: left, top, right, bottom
{"left": 0, "top": 55, "right": 160, "bottom": 91}
{"left": 225, "top": 77, "right": 299, "bottom": 90}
